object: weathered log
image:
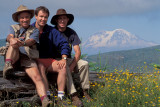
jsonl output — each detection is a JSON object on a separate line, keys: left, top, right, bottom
{"left": 0, "top": 70, "right": 102, "bottom": 106}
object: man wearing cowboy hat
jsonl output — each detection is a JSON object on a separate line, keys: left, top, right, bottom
{"left": 4, "top": 5, "right": 52, "bottom": 107}
{"left": 51, "top": 8, "right": 92, "bottom": 106}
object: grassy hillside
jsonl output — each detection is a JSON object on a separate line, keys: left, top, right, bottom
{"left": 87, "top": 45, "right": 160, "bottom": 72}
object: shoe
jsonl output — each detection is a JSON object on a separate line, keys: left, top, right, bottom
{"left": 31, "top": 94, "right": 41, "bottom": 106}
{"left": 3, "top": 61, "right": 14, "bottom": 79}
{"left": 71, "top": 93, "right": 83, "bottom": 107}
{"left": 56, "top": 96, "right": 69, "bottom": 107}
{"left": 83, "top": 90, "right": 92, "bottom": 102}
{"left": 42, "top": 97, "right": 53, "bottom": 107}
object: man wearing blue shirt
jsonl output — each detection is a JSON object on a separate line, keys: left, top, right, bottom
{"left": 32, "top": 6, "right": 71, "bottom": 105}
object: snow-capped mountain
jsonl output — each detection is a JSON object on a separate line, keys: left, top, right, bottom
{"left": 82, "top": 29, "right": 158, "bottom": 55}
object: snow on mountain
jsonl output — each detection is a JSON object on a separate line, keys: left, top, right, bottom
{"left": 82, "top": 29, "right": 158, "bottom": 55}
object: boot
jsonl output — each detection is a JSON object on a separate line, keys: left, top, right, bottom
{"left": 71, "top": 93, "right": 83, "bottom": 107}
{"left": 83, "top": 90, "right": 92, "bottom": 102}
{"left": 42, "top": 97, "right": 53, "bottom": 107}
{"left": 56, "top": 96, "right": 69, "bottom": 107}
{"left": 3, "top": 61, "right": 14, "bottom": 79}
{"left": 31, "top": 94, "right": 41, "bottom": 106}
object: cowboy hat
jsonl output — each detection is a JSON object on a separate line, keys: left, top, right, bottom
{"left": 12, "top": 5, "right": 34, "bottom": 22}
{"left": 50, "top": 8, "right": 74, "bottom": 25}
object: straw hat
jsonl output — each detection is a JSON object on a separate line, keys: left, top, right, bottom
{"left": 12, "top": 5, "right": 34, "bottom": 22}
{"left": 51, "top": 8, "right": 74, "bottom": 25}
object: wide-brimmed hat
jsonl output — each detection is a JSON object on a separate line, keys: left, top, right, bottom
{"left": 51, "top": 9, "right": 74, "bottom": 25}
{"left": 12, "top": 5, "right": 34, "bottom": 22}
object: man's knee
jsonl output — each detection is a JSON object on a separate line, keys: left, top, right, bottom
{"left": 79, "top": 60, "right": 89, "bottom": 68}
{"left": 58, "top": 66, "right": 67, "bottom": 75}
{"left": 83, "top": 61, "right": 89, "bottom": 66}
{"left": 77, "top": 60, "right": 89, "bottom": 74}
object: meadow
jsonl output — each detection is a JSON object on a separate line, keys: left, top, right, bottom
{"left": 7, "top": 63, "right": 160, "bottom": 107}
{"left": 83, "top": 64, "right": 160, "bottom": 107}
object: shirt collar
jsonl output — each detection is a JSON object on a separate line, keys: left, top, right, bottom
{"left": 32, "top": 22, "right": 51, "bottom": 33}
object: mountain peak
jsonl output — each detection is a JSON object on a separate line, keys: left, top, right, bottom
{"left": 112, "top": 29, "right": 137, "bottom": 39}
{"left": 113, "top": 28, "right": 128, "bottom": 32}
{"left": 113, "top": 28, "right": 127, "bottom": 32}
{"left": 82, "top": 29, "right": 158, "bottom": 55}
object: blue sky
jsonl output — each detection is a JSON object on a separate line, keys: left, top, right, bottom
{"left": 0, "top": 0, "right": 160, "bottom": 44}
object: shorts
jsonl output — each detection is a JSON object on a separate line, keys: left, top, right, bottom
{"left": 37, "top": 58, "right": 56, "bottom": 68}
{"left": 20, "top": 54, "right": 38, "bottom": 68}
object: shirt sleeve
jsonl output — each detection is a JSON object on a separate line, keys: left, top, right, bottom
{"left": 8, "top": 26, "right": 15, "bottom": 35}
{"left": 29, "top": 28, "right": 39, "bottom": 43}
{"left": 51, "top": 29, "right": 71, "bottom": 56}
{"left": 72, "top": 32, "right": 81, "bottom": 46}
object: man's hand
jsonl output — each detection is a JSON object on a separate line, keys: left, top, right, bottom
{"left": 57, "top": 59, "right": 66, "bottom": 70}
{"left": 9, "top": 38, "right": 23, "bottom": 48}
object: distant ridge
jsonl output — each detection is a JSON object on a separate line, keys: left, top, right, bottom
{"left": 87, "top": 45, "right": 160, "bottom": 72}
{"left": 82, "top": 29, "right": 158, "bottom": 55}
{"left": 0, "top": 39, "right": 6, "bottom": 47}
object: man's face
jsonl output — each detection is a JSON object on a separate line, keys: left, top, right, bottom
{"left": 57, "top": 15, "right": 69, "bottom": 28}
{"left": 35, "top": 10, "right": 48, "bottom": 27}
{"left": 18, "top": 12, "right": 31, "bottom": 28}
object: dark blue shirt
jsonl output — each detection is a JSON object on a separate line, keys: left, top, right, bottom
{"left": 32, "top": 22, "right": 71, "bottom": 58}
{"left": 55, "top": 27, "right": 81, "bottom": 58}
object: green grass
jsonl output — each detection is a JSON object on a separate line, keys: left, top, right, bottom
{"left": 84, "top": 67, "right": 160, "bottom": 107}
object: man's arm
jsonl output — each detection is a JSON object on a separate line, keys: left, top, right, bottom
{"left": 70, "top": 45, "right": 81, "bottom": 72}
{"left": 7, "top": 34, "right": 22, "bottom": 48}
{"left": 24, "top": 28, "right": 39, "bottom": 46}
{"left": 21, "top": 39, "right": 36, "bottom": 46}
